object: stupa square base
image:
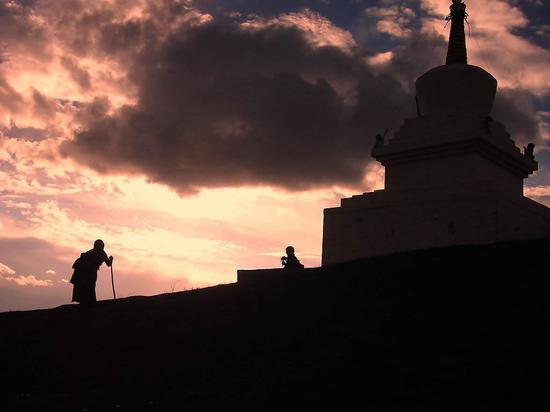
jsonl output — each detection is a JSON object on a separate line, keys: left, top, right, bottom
{"left": 322, "top": 186, "right": 550, "bottom": 265}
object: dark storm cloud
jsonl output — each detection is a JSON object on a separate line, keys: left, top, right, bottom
{"left": 0, "top": 0, "right": 50, "bottom": 59}
{"left": 190, "top": 0, "right": 368, "bottom": 22}
{"left": 493, "top": 88, "right": 541, "bottom": 145}
{"left": 387, "top": 30, "right": 448, "bottom": 90}
{"left": 0, "top": 1, "right": 50, "bottom": 116}
{"left": 63, "top": 19, "right": 415, "bottom": 193}
{"left": 36, "top": 0, "right": 192, "bottom": 61}
{"left": 61, "top": 9, "right": 545, "bottom": 193}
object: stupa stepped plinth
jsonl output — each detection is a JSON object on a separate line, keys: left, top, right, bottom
{"left": 322, "top": 0, "right": 550, "bottom": 265}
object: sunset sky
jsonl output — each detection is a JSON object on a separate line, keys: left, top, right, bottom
{"left": 1, "top": 0, "right": 549, "bottom": 311}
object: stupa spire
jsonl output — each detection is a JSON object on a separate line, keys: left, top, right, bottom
{"left": 446, "top": 0, "right": 468, "bottom": 65}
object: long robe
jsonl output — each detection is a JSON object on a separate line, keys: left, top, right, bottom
{"left": 71, "top": 249, "right": 111, "bottom": 303}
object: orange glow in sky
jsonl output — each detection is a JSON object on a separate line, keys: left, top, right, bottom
{"left": 1, "top": 0, "right": 549, "bottom": 311}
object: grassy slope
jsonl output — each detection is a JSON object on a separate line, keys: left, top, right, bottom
{"left": 2, "top": 239, "right": 550, "bottom": 411}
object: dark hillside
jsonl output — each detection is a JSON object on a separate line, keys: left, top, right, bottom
{"left": 2, "top": 239, "right": 550, "bottom": 411}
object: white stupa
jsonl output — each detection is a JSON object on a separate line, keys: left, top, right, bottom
{"left": 322, "top": 0, "right": 550, "bottom": 265}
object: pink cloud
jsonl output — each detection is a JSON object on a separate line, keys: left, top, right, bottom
{"left": 241, "top": 9, "right": 356, "bottom": 53}
{"left": 523, "top": 185, "right": 550, "bottom": 208}
{"left": 2, "top": 274, "right": 53, "bottom": 287}
{"left": 365, "top": 4, "right": 416, "bottom": 39}
{"left": 0, "top": 260, "right": 53, "bottom": 288}
{"left": 0, "top": 262, "right": 16, "bottom": 276}
{"left": 524, "top": 185, "right": 550, "bottom": 198}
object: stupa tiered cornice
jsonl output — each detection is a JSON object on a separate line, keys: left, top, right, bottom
{"left": 373, "top": 116, "right": 537, "bottom": 180}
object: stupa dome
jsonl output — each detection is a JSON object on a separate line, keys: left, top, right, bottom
{"left": 416, "top": 64, "right": 497, "bottom": 117}
{"left": 415, "top": 1, "right": 497, "bottom": 117}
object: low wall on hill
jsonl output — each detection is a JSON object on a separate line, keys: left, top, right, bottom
{"left": 237, "top": 268, "right": 313, "bottom": 285}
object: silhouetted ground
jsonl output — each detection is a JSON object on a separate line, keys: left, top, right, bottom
{"left": 2, "top": 238, "right": 550, "bottom": 411}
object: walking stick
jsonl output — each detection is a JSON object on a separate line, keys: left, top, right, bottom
{"left": 110, "top": 264, "right": 117, "bottom": 300}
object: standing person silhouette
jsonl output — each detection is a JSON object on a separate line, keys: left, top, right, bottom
{"left": 70, "top": 239, "right": 114, "bottom": 305}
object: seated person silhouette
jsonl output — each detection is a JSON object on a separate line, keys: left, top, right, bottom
{"left": 70, "top": 239, "right": 113, "bottom": 305}
{"left": 281, "top": 246, "right": 304, "bottom": 270}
